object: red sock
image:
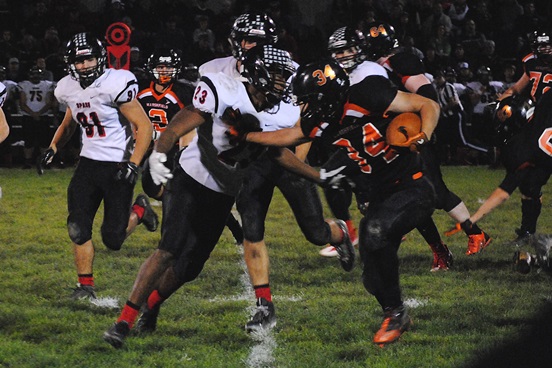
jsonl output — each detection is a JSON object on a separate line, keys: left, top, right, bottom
{"left": 147, "top": 289, "right": 166, "bottom": 310}
{"left": 254, "top": 284, "right": 272, "bottom": 302}
{"left": 117, "top": 301, "right": 140, "bottom": 328}
{"left": 345, "top": 219, "right": 357, "bottom": 237}
{"left": 132, "top": 204, "right": 145, "bottom": 220}
{"left": 78, "top": 274, "right": 94, "bottom": 287}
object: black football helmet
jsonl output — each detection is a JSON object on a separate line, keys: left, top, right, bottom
{"left": 327, "top": 26, "right": 367, "bottom": 72}
{"left": 146, "top": 49, "right": 182, "bottom": 85}
{"left": 291, "top": 57, "right": 350, "bottom": 124}
{"left": 229, "top": 13, "right": 278, "bottom": 60}
{"left": 64, "top": 32, "right": 106, "bottom": 88}
{"left": 492, "top": 95, "right": 535, "bottom": 145}
{"left": 529, "top": 28, "right": 552, "bottom": 63}
{"left": 241, "top": 45, "right": 295, "bottom": 111}
{"left": 28, "top": 66, "right": 43, "bottom": 83}
{"left": 365, "top": 22, "right": 399, "bottom": 60}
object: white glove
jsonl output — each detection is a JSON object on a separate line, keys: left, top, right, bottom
{"left": 149, "top": 150, "right": 173, "bottom": 185}
{"left": 319, "top": 165, "right": 348, "bottom": 189}
{"left": 152, "top": 129, "right": 161, "bottom": 141}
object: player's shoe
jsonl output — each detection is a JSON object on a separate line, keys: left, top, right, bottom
{"left": 245, "top": 298, "right": 276, "bottom": 333}
{"left": 373, "top": 305, "right": 412, "bottom": 346}
{"left": 103, "top": 321, "right": 130, "bottom": 348}
{"left": 134, "top": 194, "right": 159, "bottom": 232}
{"left": 513, "top": 250, "right": 534, "bottom": 274}
{"left": 70, "top": 283, "right": 96, "bottom": 300}
{"left": 135, "top": 304, "right": 161, "bottom": 333}
{"left": 515, "top": 228, "right": 534, "bottom": 243}
{"left": 465, "top": 232, "right": 492, "bottom": 255}
{"left": 319, "top": 222, "right": 359, "bottom": 257}
{"left": 429, "top": 242, "right": 453, "bottom": 272}
{"left": 333, "top": 220, "right": 355, "bottom": 271}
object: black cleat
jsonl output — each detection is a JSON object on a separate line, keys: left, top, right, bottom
{"left": 333, "top": 220, "right": 355, "bottom": 271}
{"left": 135, "top": 304, "right": 160, "bottom": 334}
{"left": 515, "top": 228, "right": 534, "bottom": 243}
{"left": 71, "top": 284, "right": 96, "bottom": 300}
{"left": 103, "top": 321, "right": 130, "bottom": 348}
{"left": 245, "top": 298, "right": 276, "bottom": 333}
{"left": 134, "top": 194, "right": 159, "bottom": 232}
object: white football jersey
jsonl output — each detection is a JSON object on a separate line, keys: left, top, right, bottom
{"left": 180, "top": 72, "right": 300, "bottom": 195}
{"left": 349, "top": 60, "right": 388, "bottom": 86}
{"left": 17, "top": 80, "right": 55, "bottom": 115}
{"left": 199, "top": 56, "right": 242, "bottom": 79}
{"left": 55, "top": 68, "right": 139, "bottom": 162}
{"left": 0, "top": 82, "right": 6, "bottom": 107}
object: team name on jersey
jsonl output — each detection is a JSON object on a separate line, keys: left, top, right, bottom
{"left": 145, "top": 102, "right": 168, "bottom": 109}
{"left": 76, "top": 102, "right": 91, "bottom": 109}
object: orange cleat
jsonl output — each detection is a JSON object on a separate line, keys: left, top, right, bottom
{"left": 373, "top": 306, "right": 412, "bottom": 346}
{"left": 466, "top": 232, "right": 492, "bottom": 255}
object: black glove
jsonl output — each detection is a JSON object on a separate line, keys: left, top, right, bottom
{"left": 114, "top": 162, "right": 139, "bottom": 185}
{"left": 37, "top": 148, "right": 55, "bottom": 175}
{"left": 222, "top": 107, "right": 262, "bottom": 144}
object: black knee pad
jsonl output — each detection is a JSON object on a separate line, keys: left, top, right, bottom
{"left": 141, "top": 159, "right": 164, "bottom": 200}
{"left": 67, "top": 221, "right": 91, "bottom": 245}
{"left": 101, "top": 230, "right": 125, "bottom": 251}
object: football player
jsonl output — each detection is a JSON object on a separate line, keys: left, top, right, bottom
{"left": 102, "top": 45, "right": 355, "bottom": 348}
{"left": 471, "top": 29, "right": 552, "bottom": 240}
{"left": 37, "top": 32, "right": 158, "bottom": 300}
{"left": 317, "top": 26, "right": 387, "bottom": 258}
{"left": 17, "top": 65, "right": 56, "bottom": 168}
{"left": 0, "top": 81, "right": 8, "bottom": 143}
{"left": 366, "top": 21, "right": 490, "bottom": 258}
{"left": 238, "top": 58, "right": 440, "bottom": 346}
{"left": 197, "top": 13, "right": 354, "bottom": 333}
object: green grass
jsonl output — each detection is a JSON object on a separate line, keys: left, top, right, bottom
{"left": 1, "top": 166, "right": 552, "bottom": 367}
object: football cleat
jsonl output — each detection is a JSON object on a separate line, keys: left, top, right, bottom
{"left": 245, "top": 298, "right": 276, "bottom": 333}
{"left": 103, "top": 321, "right": 130, "bottom": 349}
{"left": 333, "top": 220, "right": 355, "bottom": 271}
{"left": 134, "top": 194, "right": 159, "bottom": 232}
{"left": 429, "top": 242, "right": 453, "bottom": 272}
{"left": 513, "top": 250, "right": 533, "bottom": 274}
{"left": 373, "top": 305, "right": 411, "bottom": 346}
{"left": 135, "top": 304, "right": 161, "bottom": 334}
{"left": 319, "top": 222, "right": 359, "bottom": 257}
{"left": 515, "top": 228, "right": 534, "bottom": 244}
{"left": 71, "top": 283, "right": 96, "bottom": 300}
{"left": 465, "top": 232, "right": 492, "bottom": 255}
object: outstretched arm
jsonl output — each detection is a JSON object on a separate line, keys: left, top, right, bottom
{"left": 470, "top": 187, "right": 511, "bottom": 224}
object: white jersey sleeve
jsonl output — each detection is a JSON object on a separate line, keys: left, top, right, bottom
{"left": 349, "top": 61, "right": 389, "bottom": 85}
{"left": 199, "top": 56, "right": 242, "bottom": 79}
{"left": 54, "top": 69, "right": 139, "bottom": 162}
{"left": 0, "top": 82, "right": 6, "bottom": 107}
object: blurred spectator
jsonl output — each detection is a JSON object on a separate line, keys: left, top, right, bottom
{"left": 17, "top": 66, "right": 56, "bottom": 168}
{"left": 39, "top": 27, "right": 62, "bottom": 59}
{"left": 397, "top": 35, "right": 424, "bottom": 61}
{"left": 456, "top": 61, "right": 473, "bottom": 86}
{"left": 454, "top": 18, "right": 486, "bottom": 63}
{"left": 17, "top": 33, "right": 40, "bottom": 69}
{"left": 515, "top": 2, "right": 543, "bottom": 39}
{"left": 129, "top": 47, "right": 145, "bottom": 71}
{"left": 192, "top": 15, "right": 215, "bottom": 53}
{"left": 6, "top": 57, "right": 23, "bottom": 82}
{"left": 429, "top": 23, "right": 452, "bottom": 57}
{"left": 154, "top": 16, "right": 188, "bottom": 54}
{"left": 449, "top": 42, "right": 469, "bottom": 69}
{"left": 448, "top": 0, "right": 470, "bottom": 36}
{"left": 424, "top": 45, "right": 448, "bottom": 76}
{"left": 35, "top": 57, "right": 54, "bottom": 81}
{"left": 276, "top": 24, "right": 299, "bottom": 62}
{"left": 394, "top": 11, "right": 420, "bottom": 46}
{"left": 25, "top": 1, "right": 53, "bottom": 39}
{"left": 498, "top": 63, "right": 518, "bottom": 89}
{"left": 61, "top": 7, "right": 87, "bottom": 42}
{"left": 421, "top": 2, "right": 452, "bottom": 40}
{"left": 190, "top": 34, "right": 215, "bottom": 67}
{"left": 0, "top": 30, "right": 18, "bottom": 65}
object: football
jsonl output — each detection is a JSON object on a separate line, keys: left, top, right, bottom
{"left": 385, "top": 112, "right": 422, "bottom": 146}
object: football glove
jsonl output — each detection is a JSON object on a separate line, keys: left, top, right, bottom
{"left": 114, "top": 162, "right": 139, "bottom": 185}
{"left": 319, "top": 165, "right": 349, "bottom": 189}
{"left": 36, "top": 148, "right": 55, "bottom": 176}
{"left": 222, "top": 107, "right": 262, "bottom": 144}
{"left": 149, "top": 150, "right": 173, "bottom": 185}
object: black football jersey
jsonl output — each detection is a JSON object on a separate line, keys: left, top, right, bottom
{"left": 137, "top": 81, "right": 194, "bottom": 135}
{"left": 312, "top": 76, "right": 425, "bottom": 196}
{"left": 522, "top": 53, "right": 552, "bottom": 103}
{"left": 499, "top": 91, "right": 552, "bottom": 192}
{"left": 381, "top": 52, "right": 426, "bottom": 93}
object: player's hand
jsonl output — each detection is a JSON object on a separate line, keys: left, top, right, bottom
{"left": 222, "top": 107, "right": 261, "bottom": 144}
{"left": 149, "top": 150, "right": 173, "bottom": 185}
{"left": 36, "top": 147, "right": 55, "bottom": 175}
{"left": 319, "top": 165, "right": 349, "bottom": 189}
{"left": 392, "top": 132, "right": 428, "bottom": 152}
{"left": 114, "top": 162, "right": 139, "bottom": 185}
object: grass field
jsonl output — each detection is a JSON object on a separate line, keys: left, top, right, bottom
{"left": 1, "top": 166, "right": 552, "bottom": 368}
